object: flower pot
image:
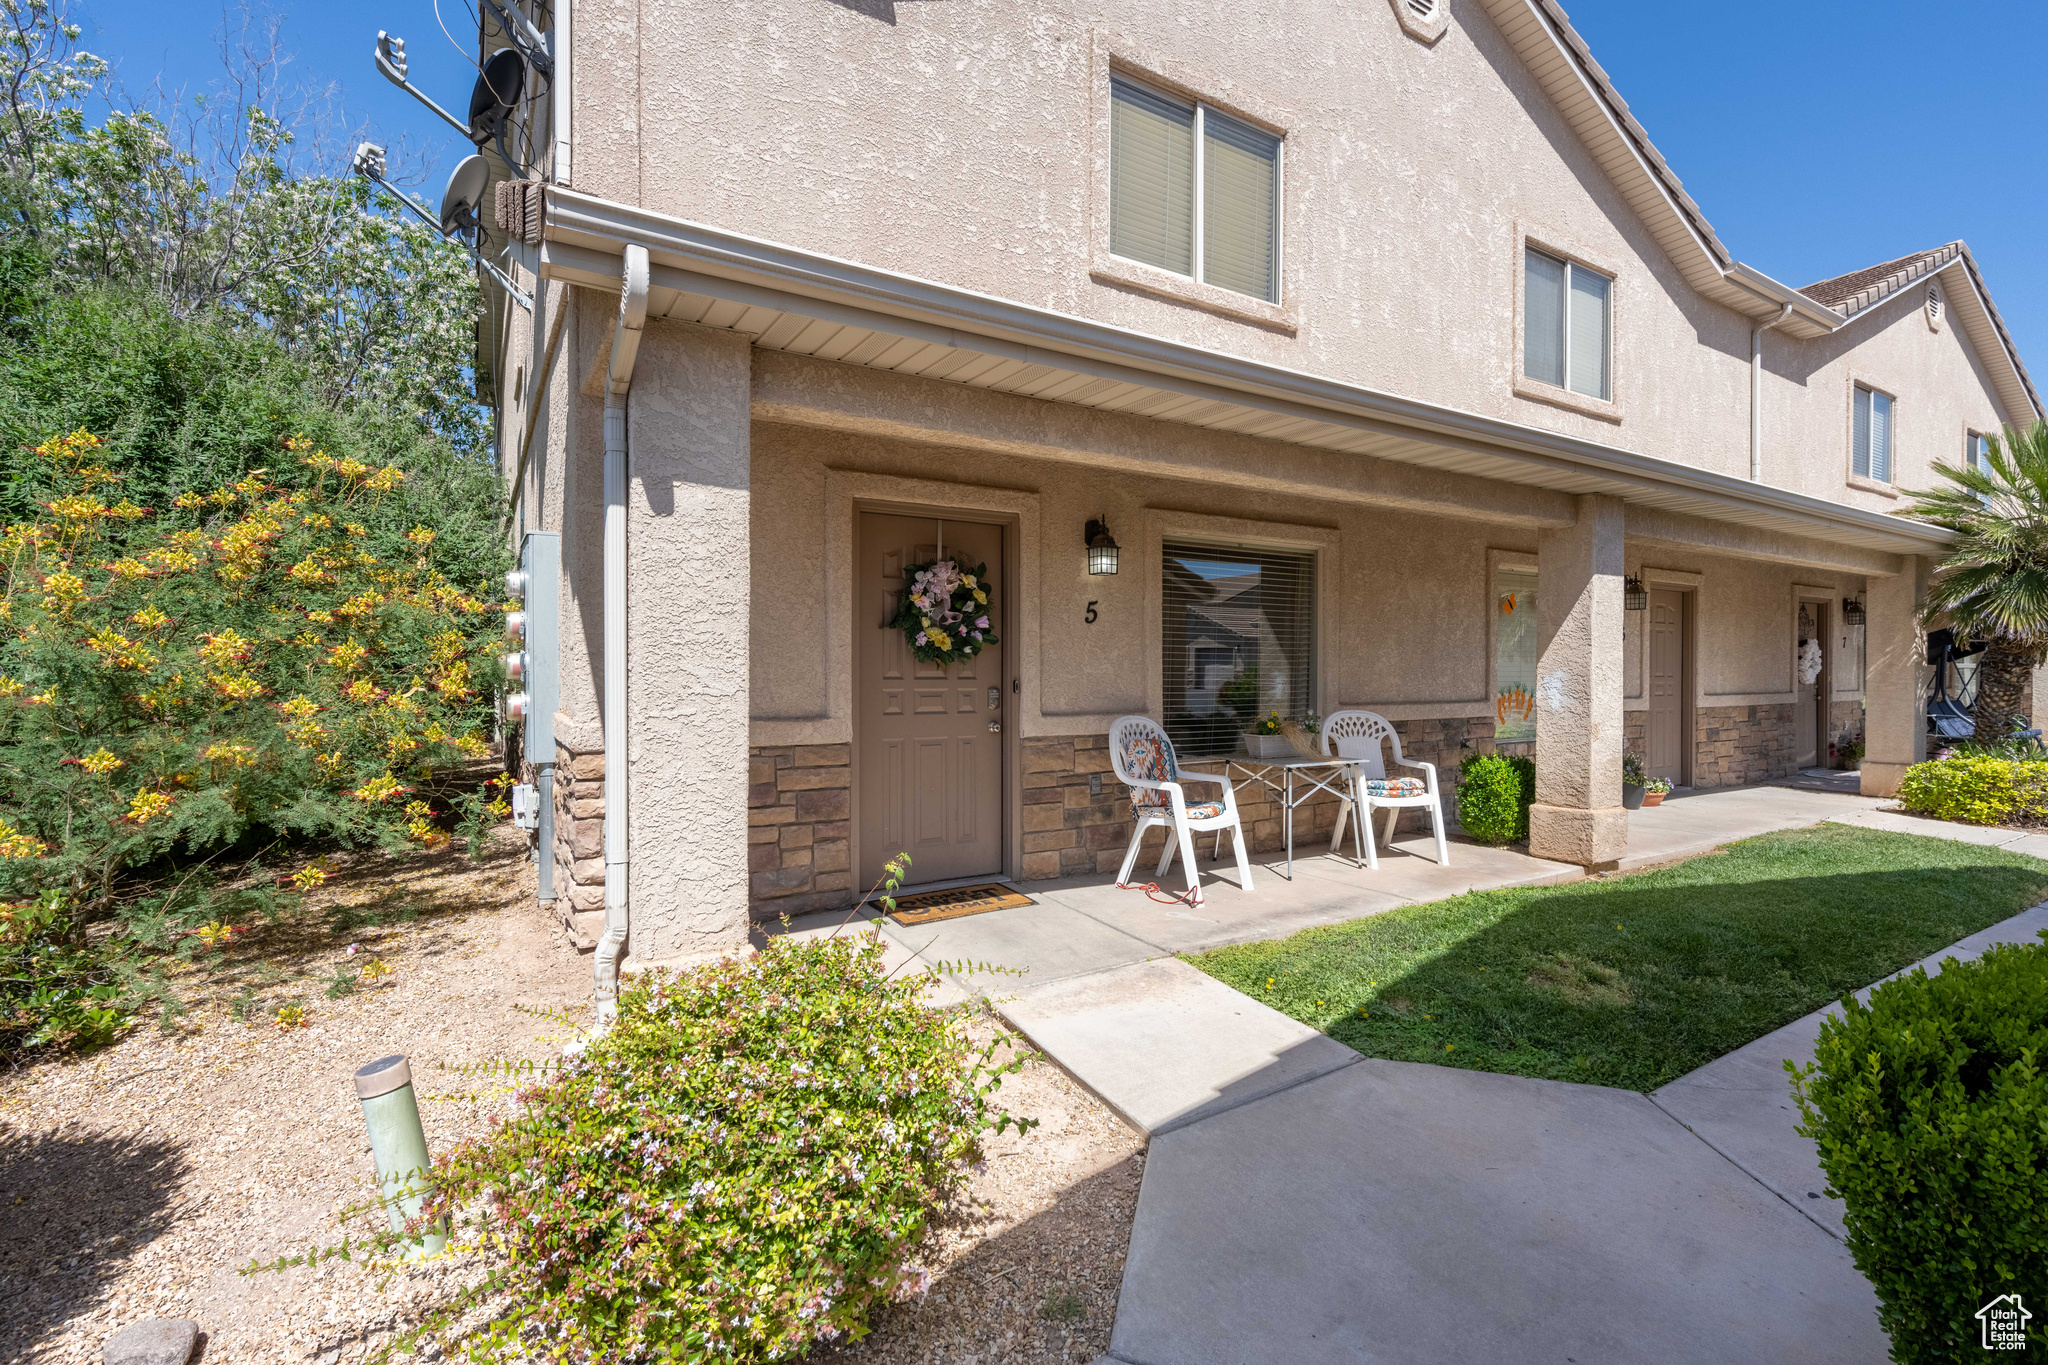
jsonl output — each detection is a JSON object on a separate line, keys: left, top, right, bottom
{"left": 1243, "top": 733, "right": 1295, "bottom": 760}
{"left": 1622, "top": 782, "right": 1645, "bottom": 810}
{"left": 1643, "top": 790, "right": 1665, "bottom": 807}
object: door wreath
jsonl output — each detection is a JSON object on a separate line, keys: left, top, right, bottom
{"left": 892, "top": 559, "right": 999, "bottom": 666}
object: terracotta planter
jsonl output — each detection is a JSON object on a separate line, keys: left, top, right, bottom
{"left": 1643, "top": 790, "right": 1665, "bottom": 807}
{"left": 1622, "top": 783, "right": 1645, "bottom": 810}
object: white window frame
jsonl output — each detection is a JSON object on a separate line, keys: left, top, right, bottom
{"left": 1522, "top": 245, "right": 1613, "bottom": 402}
{"left": 1107, "top": 73, "right": 1284, "bottom": 306}
{"left": 1851, "top": 382, "right": 1896, "bottom": 487}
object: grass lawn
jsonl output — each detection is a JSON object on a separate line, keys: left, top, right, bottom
{"left": 1190, "top": 824, "right": 2048, "bottom": 1092}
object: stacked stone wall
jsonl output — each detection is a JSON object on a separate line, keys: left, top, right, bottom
{"left": 747, "top": 744, "right": 854, "bottom": 919}
{"left": 549, "top": 735, "right": 605, "bottom": 950}
{"left": 1692, "top": 704, "right": 1797, "bottom": 787}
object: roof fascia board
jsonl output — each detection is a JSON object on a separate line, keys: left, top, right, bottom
{"left": 539, "top": 188, "right": 1951, "bottom": 556}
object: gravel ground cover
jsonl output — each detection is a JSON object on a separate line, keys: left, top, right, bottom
{"left": 1, "top": 833, "right": 1141, "bottom": 1364}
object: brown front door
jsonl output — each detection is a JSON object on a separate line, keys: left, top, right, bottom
{"left": 857, "top": 511, "right": 1006, "bottom": 888}
{"left": 1646, "top": 588, "right": 1686, "bottom": 786}
{"left": 1795, "top": 601, "right": 1828, "bottom": 768}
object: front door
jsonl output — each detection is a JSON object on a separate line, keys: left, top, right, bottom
{"left": 857, "top": 511, "right": 1006, "bottom": 888}
{"left": 1795, "top": 600, "right": 1828, "bottom": 768}
{"left": 1646, "top": 588, "right": 1686, "bottom": 786}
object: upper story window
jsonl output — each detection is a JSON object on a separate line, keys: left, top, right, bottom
{"left": 1967, "top": 430, "right": 1992, "bottom": 476}
{"left": 1852, "top": 384, "right": 1894, "bottom": 483}
{"left": 1110, "top": 75, "right": 1281, "bottom": 304}
{"left": 1523, "top": 247, "right": 1611, "bottom": 401}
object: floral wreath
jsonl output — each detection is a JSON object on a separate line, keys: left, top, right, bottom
{"left": 892, "top": 559, "right": 998, "bottom": 666}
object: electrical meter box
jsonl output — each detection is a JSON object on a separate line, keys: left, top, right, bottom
{"left": 503, "top": 531, "right": 559, "bottom": 767}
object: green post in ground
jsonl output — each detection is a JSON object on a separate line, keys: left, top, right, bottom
{"left": 353, "top": 1054, "right": 447, "bottom": 1258}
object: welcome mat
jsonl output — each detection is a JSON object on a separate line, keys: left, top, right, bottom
{"left": 885, "top": 882, "right": 1034, "bottom": 926}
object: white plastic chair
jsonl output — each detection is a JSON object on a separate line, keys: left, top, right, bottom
{"left": 1321, "top": 709, "right": 1449, "bottom": 868}
{"left": 1108, "top": 715, "right": 1254, "bottom": 903}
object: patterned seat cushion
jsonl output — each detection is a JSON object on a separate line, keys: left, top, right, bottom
{"left": 1119, "top": 727, "right": 1177, "bottom": 810}
{"left": 1180, "top": 801, "right": 1225, "bottom": 821}
{"left": 1359, "top": 776, "right": 1427, "bottom": 799}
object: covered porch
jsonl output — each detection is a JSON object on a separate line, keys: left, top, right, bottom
{"left": 515, "top": 191, "right": 1947, "bottom": 952}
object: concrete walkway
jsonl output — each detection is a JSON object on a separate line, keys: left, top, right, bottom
{"left": 1653, "top": 901, "right": 2048, "bottom": 1239}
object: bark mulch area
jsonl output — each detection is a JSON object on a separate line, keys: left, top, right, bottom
{"left": 1, "top": 832, "right": 1143, "bottom": 1364}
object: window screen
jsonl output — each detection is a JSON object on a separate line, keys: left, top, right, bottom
{"left": 1853, "top": 385, "right": 1893, "bottom": 482}
{"left": 1523, "top": 247, "right": 1610, "bottom": 400}
{"left": 1161, "top": 541, "right": 1316, "bottom": 756}
{"left": 1109, "top": 75, "right": 1281, "bottom": 303}
{"left": 1969, "top": 431, "right": 1992, "bottom": 476}
{"left": 1110, "top": 76, "right": 1194, "bottom": 276}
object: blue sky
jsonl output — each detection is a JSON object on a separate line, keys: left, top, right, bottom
{"left": 67, "top": 1, "right": 2048, "bottom": 375}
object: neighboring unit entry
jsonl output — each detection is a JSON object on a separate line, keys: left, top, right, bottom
{"left": 504, "top": 531, "right": 560, "bottom": 903}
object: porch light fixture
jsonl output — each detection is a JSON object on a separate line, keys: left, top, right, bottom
{"left": 1086, "top": 518, "right": 1121, "bottom": 575}
{"left": 1843, "top": 595, "right": 1866, "bottom": 626}
{"left": 1624, "top": 576, "right": 1647, "bottom": 612}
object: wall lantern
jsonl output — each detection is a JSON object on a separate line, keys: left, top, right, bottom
{"left": 1624, "top": 576, "right": 1647, "bottom": 612}
{"left": 1086, "top": 518, "right": 1121, "bottom": 575}
{"left": 1842, "top": 595, "right": 1866, "bottom": 626}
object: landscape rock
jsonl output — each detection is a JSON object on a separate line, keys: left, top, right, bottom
{"left": 103, "top": 1318, "right": 198, "bottom": 1365}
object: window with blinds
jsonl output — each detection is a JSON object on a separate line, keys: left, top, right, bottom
{"left": 1523, "top": 246, "right": 1611, "bottom": 400}
{"left": 1968, "top": 431, "right": 1992, "bottom": 475}
{"left": 1110, "top": 74, "right": 1281, "bottom": 304}
{"left": 1853, "top": 384, "right": 1893, "bottom": 482}
{"left": 1161, "top": 540, "right": 1316, "bottom": 755}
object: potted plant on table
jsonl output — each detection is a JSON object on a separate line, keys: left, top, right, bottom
{"left": 1622, "top": 752, "right": 1647, "bottom": 809}
{"left": 1245, "top": 710, "right": 1295, "bottom": 760}
{"left": 1643, "top": 776, "right": 1672, "bottom": 807}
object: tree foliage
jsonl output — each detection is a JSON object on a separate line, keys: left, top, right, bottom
{"left": 1907, "top": 421, "right": 2048, "bottom": 740}
{"left": 0, "top": 0, "right": 489, "bottom": 457}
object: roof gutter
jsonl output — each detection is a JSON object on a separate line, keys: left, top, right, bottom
{"left": 536, "top": 188, "right": 1952, "bottom": 559}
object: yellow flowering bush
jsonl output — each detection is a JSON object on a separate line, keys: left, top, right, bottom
{"left": 0, "top": 429, "right": 509, "bottom": 970}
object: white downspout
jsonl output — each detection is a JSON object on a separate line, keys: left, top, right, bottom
{"left": 593, "top": 243, "right": 648, "bottom": 1024}
{"left": 1749, "top": 302, "right": 1795, "bottom": 482}
{"left": 550, "top": 0, "right": 571, "bottom": 184}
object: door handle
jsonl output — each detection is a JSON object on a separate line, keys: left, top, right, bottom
{"left": 988, "top": 720, "right": 1002, "bottom": 733}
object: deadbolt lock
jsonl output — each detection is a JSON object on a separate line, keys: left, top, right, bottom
{"left": 988, "top": 686, "right": 1001, "bottom": 710}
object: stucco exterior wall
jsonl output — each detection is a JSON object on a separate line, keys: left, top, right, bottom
{"left": 564, "top": 0, "right": 2017, "bottom": 514}
{"left": 1765, "top": 285, "right": 2015, "bottom": 513}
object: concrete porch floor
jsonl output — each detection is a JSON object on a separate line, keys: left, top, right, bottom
{"left": 769, "top": 782, "right": 1890, "bottom": 1002}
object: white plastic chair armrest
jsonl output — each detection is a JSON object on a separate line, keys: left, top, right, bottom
{"left": 1395, "top": 756, "right": 1439, "bottom": 793}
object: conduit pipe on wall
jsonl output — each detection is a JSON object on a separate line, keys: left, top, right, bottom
{"left": 1749, "top": 302, "right": 1795, "bottom": 482}
{"left": 593, "top": 243, "right": 648, "bottom": 1024}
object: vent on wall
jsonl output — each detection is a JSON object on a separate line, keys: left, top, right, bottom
{"left": 1390, "top": 0, "right": 1449, "bottom": 42}
{"left": 1926, "top": 282, "right": 1944, "bottom": 332}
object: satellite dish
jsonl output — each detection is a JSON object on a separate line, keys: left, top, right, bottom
{"left": 439, "top": 154, "right": 490, "bottom": 236}
{"left": 468, "top": 48, "right": 526, "bottom": 146}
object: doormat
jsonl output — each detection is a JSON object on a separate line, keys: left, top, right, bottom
{"left": 885, "top": 882, "right": 1034, "bottom": 926}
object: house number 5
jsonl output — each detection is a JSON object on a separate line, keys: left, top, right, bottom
{"left": 1085, "top": 600, "right": 1099, "bottom": 624}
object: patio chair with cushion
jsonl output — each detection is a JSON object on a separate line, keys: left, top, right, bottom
{"left": 1321, "top": 709, "right": 1449, "bottom": 868}
{"left": 1109, "top": 714, "right": 1255, "bottom": 903}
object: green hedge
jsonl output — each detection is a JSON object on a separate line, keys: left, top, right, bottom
{"left": 1789, "top": 937, "right": 2048, "bottom": 1361}
{"left": 1896, "top": 756, "right": 2048, "bottom": 826}
{"left": 1456, "top": 752, "right": 1535, "bottom": 845}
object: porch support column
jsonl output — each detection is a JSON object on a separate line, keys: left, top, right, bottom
{"left": 625, "top": 320, "right": 754, "bottom": 960}
{"left": 1860, "top": 555, "right": 1928, "bottom": 798}
{"left": 1529, "top": 494, "right": 1628, "bottom": 868}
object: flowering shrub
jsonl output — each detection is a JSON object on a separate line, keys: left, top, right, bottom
{"left": 375, "top": 932, "right": 1030, "bottom": 1363}
{"left": 0, "top": 428, "right": 508, "bottom": 1051}
{"left": 1896, "top": 755, "right": 2048, "bottom": 826}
